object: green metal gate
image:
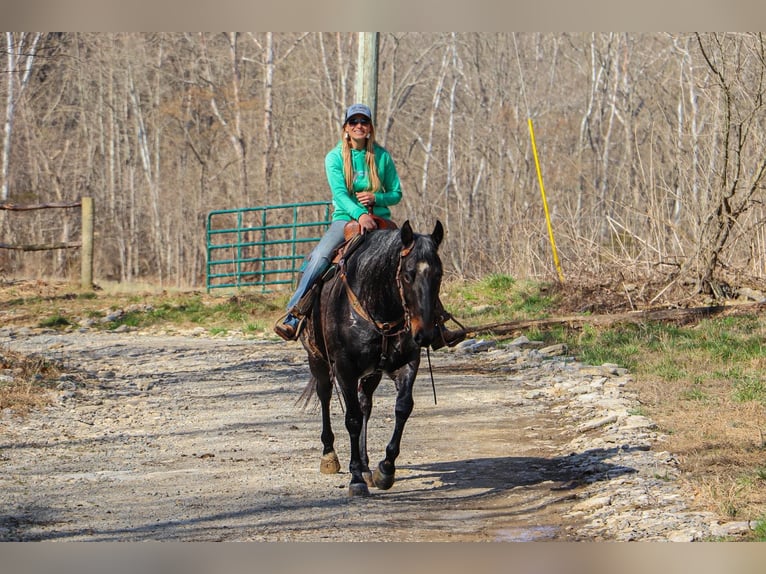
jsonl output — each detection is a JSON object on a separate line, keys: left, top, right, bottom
{"left": 206, "top": 201, "right": 332, "bottom": 292}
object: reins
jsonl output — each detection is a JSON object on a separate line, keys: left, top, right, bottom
{"left": 425, "top": 347, "right": 437, "bottom": 405}
{"left": 338, "top": 234, "right": 439, "bottom": 405}
{"left": 338, "top": 239, "right": 413, "bottom": 338}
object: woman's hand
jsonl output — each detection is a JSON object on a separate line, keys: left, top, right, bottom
{"left": 355, "top": 192, "right": 375, "bottom": 208}
{"left": 358, "top": 213, "right": 377, "bottom": 234}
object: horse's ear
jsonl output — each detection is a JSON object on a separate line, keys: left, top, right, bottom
{"left": 432, "top": 220, "right": 444, "bottom": 248}
{"left": 401, "top": 220, "right": 414, "bottom": 247}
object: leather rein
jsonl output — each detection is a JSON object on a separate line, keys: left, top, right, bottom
{"left": 337, "top": 237, "right": 440, "bottom": 405}
{"left": 339, "top": 240, "right": 415, "bottom": 338}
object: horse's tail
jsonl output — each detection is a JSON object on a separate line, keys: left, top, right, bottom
{"left": 295, "top": 374, "right": 346, "bottom": 414}
{"left": 295, "top": 376, "right": 318, "bottom": 412}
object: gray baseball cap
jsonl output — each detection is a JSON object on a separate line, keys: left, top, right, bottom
{"left": 344, "top": 103, "right": 373, "bottom": 123}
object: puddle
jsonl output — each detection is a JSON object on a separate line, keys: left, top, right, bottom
{"left": 493, "top": 525, "right": 559, "bottom": 542}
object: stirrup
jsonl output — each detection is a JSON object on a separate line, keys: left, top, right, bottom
{"left": 441, "top": 325, "right": 467, "bottom": 347}
{"left": 273, "top": 313, "right": 305, "bottom": 341}
{"left": 430, "top": 324, "right": 467, "bottom": 350}
{"left": 430, "top": 311, "right": 467, "bottom": 350}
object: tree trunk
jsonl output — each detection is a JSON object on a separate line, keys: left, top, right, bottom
{"left": 2, "top": 32, "right": 41, "bottom": 201}
{"left": 263, "top": 32, "right": 275, "bottom": 204}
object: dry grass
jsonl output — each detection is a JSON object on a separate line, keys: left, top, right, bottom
{"left": 632, "top": 375, "right": 766, "bottom": 521}
{"left": 0, "top": 347, "right": 63, "bottom": 414}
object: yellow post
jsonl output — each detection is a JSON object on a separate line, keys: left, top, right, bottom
{"left": 528, "top": 118, "right": 564, "bottom": 283}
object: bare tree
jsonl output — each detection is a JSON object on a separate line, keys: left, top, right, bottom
{"left": 2, "top": 32, "right": 41, "bottom": 201}
{"left": 246, "top": 32, "right": 309, "bottom": 205}
{"left": 3, "top": 32, "right": 766, "bottom": 292}
{"left": 690, "top": 32, "right": 766, "bottom": 295}
{"left": 199, "top": 33, "right": 250, "bottom": 204}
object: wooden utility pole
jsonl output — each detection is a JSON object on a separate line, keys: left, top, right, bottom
{"left": 80, "top": 196, "right": 94, "bottom": 290}
{"left": 354, "top": 33, "right": 379, "bottom": 122}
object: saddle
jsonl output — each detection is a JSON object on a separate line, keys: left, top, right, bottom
{"left": 291, "top": 216, "right": 398, "bottom": 320}
{"left": 342, "top": 215, "right": 398, "bottom": 242}
{"left": 330, "top": 216, "right": 398, "bottom": 264}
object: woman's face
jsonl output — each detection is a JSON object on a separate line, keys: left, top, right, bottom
{"left": 345, "top": 115, "right": 372, "bottom": 147}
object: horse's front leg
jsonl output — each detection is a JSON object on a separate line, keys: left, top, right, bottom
{"left": 337, "top": 370, "right": 371, "bottom": 497}
{"left": 344, "top": 398, "right": 370, "bottom": 496}
{"left": 358, "top": 372, "right": 382, "bottom": 488}
{"left": 373, "top": 357, "right": 420, "bottom": 490}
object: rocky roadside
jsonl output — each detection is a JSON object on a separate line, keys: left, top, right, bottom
{"left": 0, "top": 325, "right": 753, "bottom": 541}
{"left": 450, "top": 337, "right": 752, "bottom": 541}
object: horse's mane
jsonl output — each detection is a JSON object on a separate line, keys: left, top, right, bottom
{"left": 349, "top": 228, "right": 439, "bottom": 287}
{"left": 350, "top": 229, "right": 401, "bottom": 284}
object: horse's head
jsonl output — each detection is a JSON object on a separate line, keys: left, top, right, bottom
{"left": 398, "top": 220, "right": 444, "bottom": 348}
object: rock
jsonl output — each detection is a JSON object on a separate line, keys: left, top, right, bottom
{"left": 573, "top": 495, "right": 612, "bottom": 511}
{"left": 622, "top": 415, "right": 657, "bottom": 430}
{"left": 101, "top": 310, "right": 125, "bottom": 323}
{"left": 135, "top": 380, "right": 155, "bottom": 391}
{"left": 56, "top": 380, "right": 78, "bottom": 391}
{"left": 709, "top": 521, "right": 752, "bottom": 538}
{"left": 453, "top": 338, "right": 478, "bottom": 352}
{"left": 457, "top": 339, "right": 497, "bottom": 353}
{"left": 667, "top": 530, "right": 696, "bottom": 542}
{"left": 577, "top": 414, "right": 618, "bottom": 432}
{"left": 540, "top": 343, "right": 568, "bottom": 356}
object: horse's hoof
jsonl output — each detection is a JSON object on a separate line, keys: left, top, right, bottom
{"left": 362, "top": 471, "right": 374, "bottom": 487}
{"left": 372, "top": 466, "right": 395, "bottom": 490}
{"left": 320, "top": 451, "right": 340, "bottom": 474}
{"left": 348, "top": 482, "right": 370, "bottom": 497}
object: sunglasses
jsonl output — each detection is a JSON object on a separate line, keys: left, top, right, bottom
{"left": 347, "top": 117, "right": 370, "bottom": 126}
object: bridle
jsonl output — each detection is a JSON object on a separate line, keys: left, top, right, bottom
{"left": 340, "top": 240, "right": 416, "bottom": 338}
{"left": 339, "top": 236, "right": 440, "bottom": 405}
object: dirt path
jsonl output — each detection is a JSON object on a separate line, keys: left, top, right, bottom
{"left": 0, "top": 328, "right": 724, "bottom": 541}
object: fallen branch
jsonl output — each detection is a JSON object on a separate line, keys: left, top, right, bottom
{"left": 462, "top": 301, "right": 766, "bottom": 338}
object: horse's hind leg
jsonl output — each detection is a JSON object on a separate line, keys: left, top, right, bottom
{"left": 373, "top": 359, "right": 419, "bottom": 490}
{"left": 310, "top": 360, "right": 340, "bottom": 475}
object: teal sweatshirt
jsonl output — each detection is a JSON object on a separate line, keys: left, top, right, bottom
{"left": 324, "top": 141, "right": 403, "bottom": 222}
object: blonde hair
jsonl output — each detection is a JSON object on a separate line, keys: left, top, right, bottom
{"left": 341, "top": 123, "right": 382, "bottom": 193}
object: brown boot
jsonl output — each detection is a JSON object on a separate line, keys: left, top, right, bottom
{"left": 441, "top": 325, "right": 467, "bottom": 347}
{"left": 430, "top": 323, "right": 467, "bottom": 350}
{"left": 430, "top": 297, "right": 466, "bottom": 350}
{"left": 274, "top": 313, "right": 301, "bottom": 341}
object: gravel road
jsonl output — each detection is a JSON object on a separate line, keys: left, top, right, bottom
{"left": 0, "top": 327, "right": 736, "bottom": 541}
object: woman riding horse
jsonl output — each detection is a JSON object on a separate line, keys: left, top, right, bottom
{"left": 274, "top": 103, "right": 464, "bottom": 349}
{"left": 302, "top": 219, "right": 448, "bottom": 495}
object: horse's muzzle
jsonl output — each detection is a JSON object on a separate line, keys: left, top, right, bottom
{"left": 410, "top": 318, "right": 437, "bottom": 348}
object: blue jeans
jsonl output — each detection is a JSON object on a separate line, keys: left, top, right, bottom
{"left": 286, "top": 220, "right": 348, "bottom": 312}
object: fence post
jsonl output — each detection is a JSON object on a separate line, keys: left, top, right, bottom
{"left": 81, "top": 196, "right": 94, "bottom": 290}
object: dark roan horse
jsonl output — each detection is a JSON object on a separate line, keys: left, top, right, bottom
{"left": 299, "top": 220, "right": 444, "bottom": 496}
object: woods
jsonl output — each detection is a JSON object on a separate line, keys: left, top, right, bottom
{"left": 1, "top": 32, "right": 765, "bottom": 296}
